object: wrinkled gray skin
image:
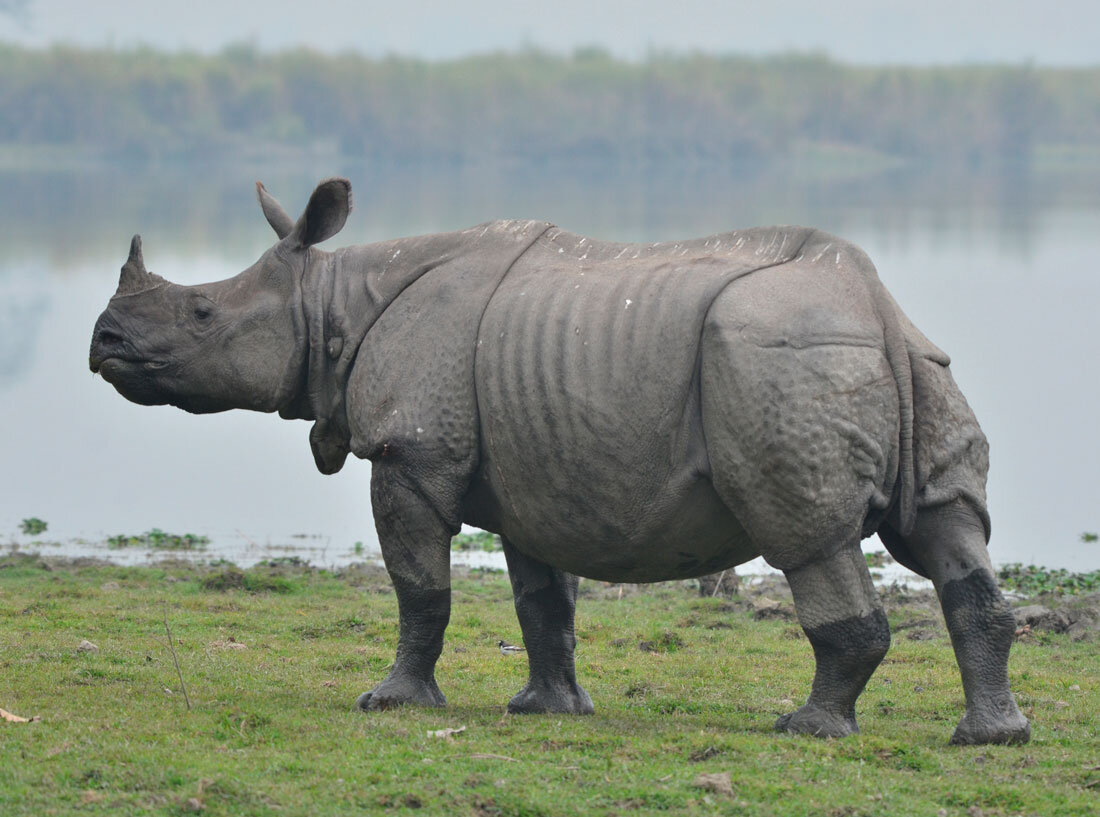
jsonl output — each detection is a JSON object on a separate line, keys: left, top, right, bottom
{"left": 89, "top": 178, "right": 1029, "bottom": 744}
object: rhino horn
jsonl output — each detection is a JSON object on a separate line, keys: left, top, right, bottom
{"left": 114, "top": 234, "right": 166, "bottom": 297}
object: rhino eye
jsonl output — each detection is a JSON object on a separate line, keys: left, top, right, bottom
{"left": 193, "top": 305, "right": 213, "bottom": 321}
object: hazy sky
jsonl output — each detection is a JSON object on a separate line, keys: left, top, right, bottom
{"left": 1, "top": 0, "right": 1098, "bottom": 65}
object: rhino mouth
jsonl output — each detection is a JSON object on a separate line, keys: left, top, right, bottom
{"left": 90, "top": 355, "right": 169, "bottom": 375}
{"left": 93, "top": 356, "right": 174, "bottom": 406}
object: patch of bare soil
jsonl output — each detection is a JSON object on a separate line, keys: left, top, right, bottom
{"left": 1013, "top": 592, "right": 1100, "bottom": 640}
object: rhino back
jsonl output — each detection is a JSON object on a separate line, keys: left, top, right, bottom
{"left": 472, "top": 226, "right": 815, "bottom": 579}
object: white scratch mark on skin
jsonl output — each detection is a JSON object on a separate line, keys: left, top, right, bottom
{"left": 633, "top": 252, "right": 640, "bottom": 258}
{"left": 624, "top": 299, "right": 633, "bottom": 308}
{"left": 416, "top": 427, "right": 424, "bottom": 434}
{"left": 614, "top": 247, "right": 628, "bottom": 259}
{"left": 580, "top": 252, "right": 588, "bottom": 260}
{"left": 812, "top": 243, "right": 833, "bottom": 263}
{"left": 714, "top": 241, "right": 722, "bottom": 250}
{"left": 558, "top": 247, "right": 564, "bottom": 253}
{"left": 735, "top": 236, "right": 746, "bottom": 249}
{"left": 392, "top": 409, "right": 398, "bottom": 415}
{"left": 500, "top": 332, "right": 505, "bottom": 338}
{"left": 574, "top": 284, "right": 580, "bottom": 289}
{"left": 479, "top": 226, "right": 490, "bottom": 238}
{"left": 391, "top": 249, "right": 401, "bottom": 260}
{"left": 758, "top": 232, "right": 779, "bottom": 258}
{"left": 835, "top": 252, "right": 841, "bottom": 265}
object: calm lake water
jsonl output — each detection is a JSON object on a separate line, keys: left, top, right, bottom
{"left": 1, "top": 162, "right": 1097, "bottom": 571}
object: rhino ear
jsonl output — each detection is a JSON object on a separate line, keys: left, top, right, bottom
{"left": 288, "top": 177, "right": 353, "bottom": 249}
{"left": 256, "top": 181, "right": 295, "bottom": 239}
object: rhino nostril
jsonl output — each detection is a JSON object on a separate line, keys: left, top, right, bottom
{"left": 97, "top": 329, "right": 124, "bottom": 346}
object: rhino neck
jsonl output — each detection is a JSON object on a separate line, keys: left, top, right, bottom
{"left": 289, "top": 232, "right": 470, "bottom": 474}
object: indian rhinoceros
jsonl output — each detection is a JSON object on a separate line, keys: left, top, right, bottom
{"left": 89, "top": 177, "right": 1029, "bottom": 745}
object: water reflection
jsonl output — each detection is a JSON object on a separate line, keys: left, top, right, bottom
{"left": 1, "top": 162, "right": 1098, "bottom": 570}
{"left": 0, "top": 161, "right": 1079, "bottom": 268}
{"left": 0, "top": 268, "right": 49, "bottom": 388}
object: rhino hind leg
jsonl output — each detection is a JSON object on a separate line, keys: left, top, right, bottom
{"left": 356, "top": 475, "right": 451, "bottom": 712}
{"left": 777, "top": 542, "right": 890, "bottom": 738}
{"left": 894, "top": 499, "right": 1029, "bottom": 745}
{"left": 501, "top": 538, "right": 594, "bottom": 715}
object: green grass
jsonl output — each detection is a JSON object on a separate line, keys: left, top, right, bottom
{"left": 1, "top": 556, "right": 1096, "bottom": 816}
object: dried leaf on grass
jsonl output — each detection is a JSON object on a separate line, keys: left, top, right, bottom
{"left": 693, "top": 771, "right": 734, "bottom": 797}
{"left": 427, "top": 725, "right": 466, "bottom": 740}
{"left": 1, "top": 707, "right": 40, "bottom": 724}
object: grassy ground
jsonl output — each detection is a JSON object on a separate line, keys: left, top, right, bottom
{"left": 1, "top": 555, "right": 1096, "bottom": 816}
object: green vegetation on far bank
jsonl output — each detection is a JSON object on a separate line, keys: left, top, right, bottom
{"left": 18, "top": 517, "right": 47, "bottom": 536}
{"left": 1, "top": 555, "right": 1097, "bottom": 817}
{"left": 451, "top": 530, "right": 503, "bottom": 552}
{"left": 106, "top": 529, "right": 210, "bottom": 551}
{"left": 998, "top": 563, "right": 1100, "bottom": 596}
{"left": 2, "top": 44, "right": 1100, "bottom": 171}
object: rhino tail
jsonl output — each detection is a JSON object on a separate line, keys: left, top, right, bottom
{"left": 861, "top": 255, "right": 917, "bottom": 537}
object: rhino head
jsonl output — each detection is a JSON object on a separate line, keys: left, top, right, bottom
{"left": 89, "top": 178, "right": 352, "bottom": 416}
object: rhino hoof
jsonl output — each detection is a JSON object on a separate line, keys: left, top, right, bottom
{"left": 355, "top": 677, "right": 446, "bottom": 712}
{"left": 506, "top": 681, "right": 595, "bottom": 715}
{"left": 950, "top": 710, "right": 1030, "bottom": 745}
{"left": 775, "top": 704, "right": 858, "bottom": 739}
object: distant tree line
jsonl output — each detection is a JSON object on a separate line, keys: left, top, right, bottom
{"left": 1, "top": 43, "right": 1098, "bottom": 168}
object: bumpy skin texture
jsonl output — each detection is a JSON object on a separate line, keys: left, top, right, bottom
{"left": 88, "top": 178, "right": 1028, "bottom": 744}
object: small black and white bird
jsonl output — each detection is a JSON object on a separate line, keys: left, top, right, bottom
{"left": 498, "top": 640, "right": 526, "bottom": 656}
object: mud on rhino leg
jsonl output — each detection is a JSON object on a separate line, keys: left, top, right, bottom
{"left": 897, "top": 500, "right": 1029, "bottom": 745}
{"left": 501, "top": 538, "right": 593, "bottom": 715}
{"left": 356, "top": 476, "right": 451, "bottom": 712}
{"left": 777, "top": 543, "right": 890, "bottom": 738}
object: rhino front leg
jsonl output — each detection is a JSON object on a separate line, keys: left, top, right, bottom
{"left": 356, "top": 475, "right": 451, "bottom": 712}
{"left": 777, "top": 542, "right": 890, "bottom": 738}
{"left": 898, "top": 500, "right": 1029, "bottom": 745}
{"left": 501, "top": 538, "right": 594, "bottom": 715}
